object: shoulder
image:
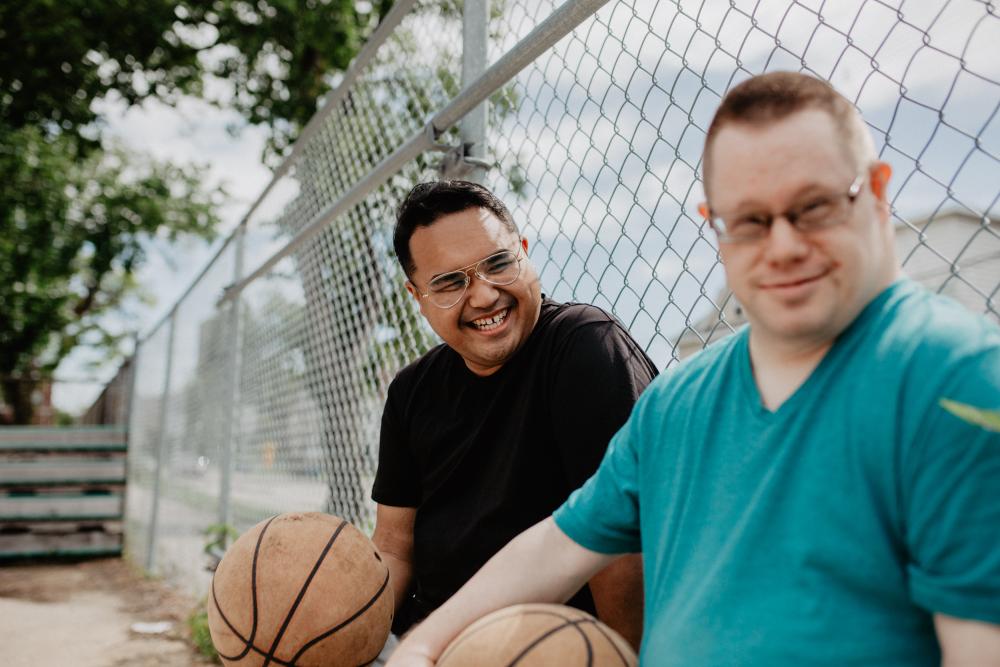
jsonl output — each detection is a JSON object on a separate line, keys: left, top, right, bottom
{"left": 870, "top": 281, "right": 999, "bottom": 379}
{"left": 537, "top": 299, "right": 621, "bottom": 330}
{"left": 534, "top": 299, "right": 639, "bottom": 348}
{"left": 636, "top": 329, "right": 743, "bottom": 414}
{"left": 853, "top": 282, "right": 1000, "bottom": 433}
{"left": 387, "top": 343, "right": 456, "bottom": 400}
{"left": 533, "top": 299, "right": 657, "bottom": 373}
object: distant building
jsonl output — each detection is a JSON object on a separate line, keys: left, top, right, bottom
{"left": 894, "top": 210, "right": 998, "bottom": 319}
{"left": 79, "top": 360, "right": 133, "bottom": 425}
{"left": 675, "top": 210, "right": 999, "bottom": 360}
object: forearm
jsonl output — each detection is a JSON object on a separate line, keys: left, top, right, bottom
{"left": 382, "top": 550, "right": 414, "bottom": 612}
{"left": 371, "top": 505, "right": 417, "bottom": 614}
{"left": 936, "top": 614, "right": 1000, "bottom": 666}
{"left": 588, "top": 553, "right": 644, "bottom": 650}
{"left": 388, "top": 517, "right": 615, "bottom": 666}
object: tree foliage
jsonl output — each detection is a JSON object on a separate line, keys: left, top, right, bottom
{"left": 0, "top": 0, "right": 391, "bottom": 422}
{"left": 0, "top": 124, "right": 222, "bottom": 423}
{"left": 1, "top": 0, "right": 392, "bottom": 158}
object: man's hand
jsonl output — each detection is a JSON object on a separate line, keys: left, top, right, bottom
{"left": 385, "top": 517, "right": 617, "bottom": 667}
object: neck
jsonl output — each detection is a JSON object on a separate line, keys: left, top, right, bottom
{"left": 747, "top": 331, "right": 833, "bottom": 411}
{"left": 746, "top": 270, "right": 902, "bottom": 410}
{"left": 749, "top": 329, "right": 834, "bottom": 366}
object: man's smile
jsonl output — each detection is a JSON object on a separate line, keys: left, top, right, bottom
{"left": 467, "top": 306, "right": 512, "bottom": 332}
{"left": 760, "top": 267, "right": 833, "bottom": 292}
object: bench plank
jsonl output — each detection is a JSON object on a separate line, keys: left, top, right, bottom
{"left": 0, "top": 441, "right": 127, "bottom": 452}
{"left": 0, "top": 494, "right": 123, "bottom": 520}
{"left": 0, "top": 459, "right": 126, "bottom": 485}
{"left": 0, "top": 528, "right": 123, "bottom": 558}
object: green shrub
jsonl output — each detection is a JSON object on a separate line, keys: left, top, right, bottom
{"left": 187, "top": 602, "right": 220, "bottom": 663}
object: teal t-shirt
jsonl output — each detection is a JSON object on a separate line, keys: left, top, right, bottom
{"left": 554, "top": 280, "right": 1000, "bottom": 665}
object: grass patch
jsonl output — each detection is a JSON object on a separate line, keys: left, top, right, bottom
{"left": 188, "top": 602, "right": 220, "bottom": 663}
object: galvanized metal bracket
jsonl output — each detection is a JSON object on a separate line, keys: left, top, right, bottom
{"left": 438, "top": 141, "right": 492, "bottom": 179}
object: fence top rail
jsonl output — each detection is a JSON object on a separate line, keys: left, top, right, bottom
{"left": 219, "top": 0, "right": 615, "bottom": 303}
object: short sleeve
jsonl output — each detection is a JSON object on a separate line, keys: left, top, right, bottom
{"left": 904, "top": 347, "right": 1000, "bottom": 624}
{"left": 371, "top": 382, "right": 421, "bottom": 507}
{"left": 553, "top": 395, "right": 644, "bottom": 555}
{"left": 548, "top": 317, "right": 657, "bottom": 489}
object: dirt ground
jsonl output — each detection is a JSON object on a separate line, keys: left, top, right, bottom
{"left": 0, "top": 557, "right": 216, "bottom": 666}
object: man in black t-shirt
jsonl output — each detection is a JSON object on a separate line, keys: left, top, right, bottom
{"left": 371, "top": 180, "right": 656, "bottom": 648}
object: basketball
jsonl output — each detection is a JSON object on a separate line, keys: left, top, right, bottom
{"left": 207, "top": 512, "right": 393, "bottom": 666}
{"left": 437, "top": 603, "right": 637, "bottom": 667}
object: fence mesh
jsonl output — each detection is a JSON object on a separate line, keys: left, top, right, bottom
{"left": 121, "top": 0, "right": 999, "bottom": 595}
{"left": 126, "top": 244, "right": 236, "bottom": 587}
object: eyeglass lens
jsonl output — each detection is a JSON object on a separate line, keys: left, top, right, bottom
{"left": 426, "top": 250, "right": 520, "bottom": 307}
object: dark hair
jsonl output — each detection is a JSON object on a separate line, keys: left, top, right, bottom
{"left": 704, "top": 71, "right": 871, "bottom": 183}
{"left": 393, "top": 180, "right": 518, "bottom": 277}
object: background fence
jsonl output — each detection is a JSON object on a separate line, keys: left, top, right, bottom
{"left": 117, "top": 0, "right": 1000, "bottom": 596}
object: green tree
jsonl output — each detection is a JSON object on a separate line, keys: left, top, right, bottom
{"left": 0, "top": 1, "right": 392, "bottom": 423}
{"left": 0, "top": 125, "right": 221, "bottom": 423}
{"left": 1, "top": 0, "right": 391, "bottom": 157}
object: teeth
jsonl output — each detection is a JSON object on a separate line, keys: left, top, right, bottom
{"left": 472, "top": 308, "right": 509, "bottom": 331}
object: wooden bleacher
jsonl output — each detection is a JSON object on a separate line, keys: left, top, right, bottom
{"left": 0, "top": 426, "right": 127, "bottom": 559}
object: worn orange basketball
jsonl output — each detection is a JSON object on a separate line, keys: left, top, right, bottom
{"left": 437, "top": 603, "right": 637, "bottom": 667}
{"left": 207, "top": 512, "right": 392, "bottom": 666}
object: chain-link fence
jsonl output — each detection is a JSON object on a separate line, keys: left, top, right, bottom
{"left": 121, "top": 0, "right": 1000, "bottom": 596}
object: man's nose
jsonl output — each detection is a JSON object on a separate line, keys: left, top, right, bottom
{"left": 763, "top": 216, "right": 811, "bottom": 265}
{"left": 465, "top": 272, "right": 500, "bottom": 308}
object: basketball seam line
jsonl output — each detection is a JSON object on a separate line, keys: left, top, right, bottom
{"left": 289, "top": 566, "right": 391, "bottom": 664}
{"left": 507, "top": 617, "right": 594, "bottom": 667}
{"left": 210, "top": 517, "right": 392, "bottom": 667}
{"left": 210, "top": 570, "right": 389, "bottom": 667}
{"left": 261, "top": 518, "right": 350, "bottom": 667}
{"left": 438, "top": 608, "right": 580, "bottom": 663}
{"left": 213, "top": 514, "right": 277, "bottom": 662}
{"left": 585, "top": 616, "right": 633, "bottom": 666}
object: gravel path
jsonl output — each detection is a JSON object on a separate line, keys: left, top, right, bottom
{"left": 0, "top": 557, "right": 215, "bottom": 666}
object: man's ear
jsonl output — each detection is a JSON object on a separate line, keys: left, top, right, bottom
{"left": 405, "top": 281, "right": 419, "bottom": 302}
{"left": 869, "top": 161, "right": 893, "bottom": 223}
{"left": 870, "top": 162, "right": 892, "bottom": 201}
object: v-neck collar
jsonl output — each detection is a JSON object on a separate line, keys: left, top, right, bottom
{"left": 736, "top": 280, "right": 911, "bottom": 420}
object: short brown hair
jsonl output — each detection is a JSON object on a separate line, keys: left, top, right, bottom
{"left": 703, "top": 71, "right": 873, "bottom": 183}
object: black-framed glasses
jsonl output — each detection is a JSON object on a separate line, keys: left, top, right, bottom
{"left": 413, "top": 246, "right": 524, "bottom": 309}
{"left": 705, "top": 173, "right": 867, "bottom": 244}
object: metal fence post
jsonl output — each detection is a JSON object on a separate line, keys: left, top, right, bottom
{"left": 145, "top": 310, "right": 177, "bottom": 572}
{"left": 121, "top": 334, "right": 141, "bottom": 560}
{"left": 122, "top": 333, "right": 140, "bottom": 428}
{"left": 460, "top": 0, "right": 490, "bottom": 183}
{"left": 217, "top": 225, "right": 246, "bottom": 535}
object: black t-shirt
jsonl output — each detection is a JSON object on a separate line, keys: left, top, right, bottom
{"left": 372, "top": 299, "right": 657, "bottom": 629}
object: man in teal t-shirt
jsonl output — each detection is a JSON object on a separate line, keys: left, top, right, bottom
{"left": 553, "top": 279, "right": 1000, "bottom": 664}
{"left": 387, "top": 72, "right": 1000, "bottom": 666}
